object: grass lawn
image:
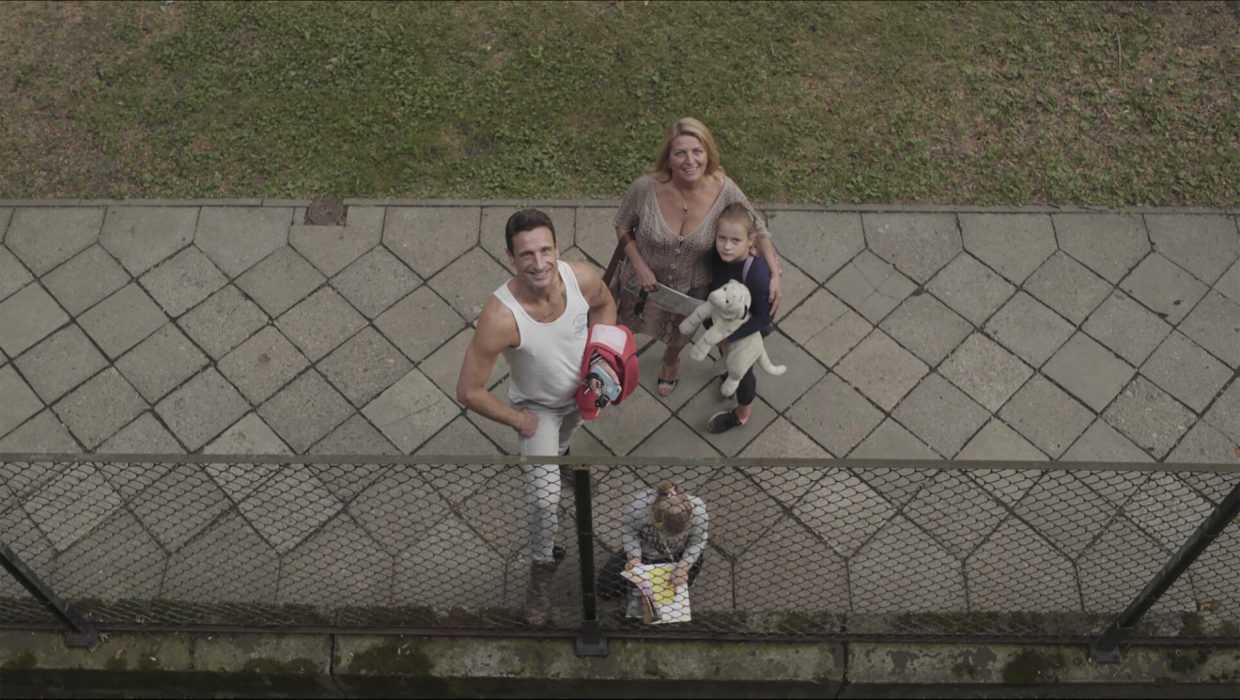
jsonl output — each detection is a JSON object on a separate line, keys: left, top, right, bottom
{"left": 1, "top": 0, "right": 1237, "bottom": 205}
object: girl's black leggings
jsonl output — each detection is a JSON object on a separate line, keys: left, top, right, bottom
{"left": 735, "top": 367, "right": 756, "bottom": 407}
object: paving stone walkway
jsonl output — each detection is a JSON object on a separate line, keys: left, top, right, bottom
{"left": 1, "top": 200, "right": 1239, "bottom": 630}
{"left": 1, "top": 200, "right": 1237, "bottom": 464}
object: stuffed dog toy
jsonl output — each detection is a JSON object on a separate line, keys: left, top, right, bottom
{"left": 679, "top": 280, "right": 786, "bottom": 397}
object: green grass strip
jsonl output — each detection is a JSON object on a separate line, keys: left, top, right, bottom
{"left": 2, "top": 1, "right": 1237, "bottom": 205}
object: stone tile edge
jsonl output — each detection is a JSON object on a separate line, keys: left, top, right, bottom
{"left": 1, "top": 199, "right": 1236, "bottom": 216}
{"left": 0, "top": 199, "right": 264, "bottom": 207}
{"left": 3, "top": 631, "right": 1237, "bottom": 686}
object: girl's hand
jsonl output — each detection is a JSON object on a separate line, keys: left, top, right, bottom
{"left": 671, "top": 561, "right": 691, "bottom": 586}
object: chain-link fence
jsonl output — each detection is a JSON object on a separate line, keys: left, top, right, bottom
{"left": 2, "top": 455, "right": 1237, "bottom": 648}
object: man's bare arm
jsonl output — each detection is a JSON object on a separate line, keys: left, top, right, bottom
{"left": 569, "top": 260, "right": 617, "bottom": 326}
{"left": 456, "top": 297, "right": 539, "bottom": 437}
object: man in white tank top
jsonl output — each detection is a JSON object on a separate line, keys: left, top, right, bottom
{"left": 456, "top": 209, "right": 616, "bottom": 625}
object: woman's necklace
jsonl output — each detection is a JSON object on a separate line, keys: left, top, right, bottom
{"left": 674, "top": 187, "right": 692, "bottom": 214}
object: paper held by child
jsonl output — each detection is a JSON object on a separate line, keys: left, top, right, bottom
{"left": 619, "top": 563, "right": 691, "bottom": 624}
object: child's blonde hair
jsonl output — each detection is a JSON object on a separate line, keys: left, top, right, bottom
{"left": 717, "top": 202, "right": 758, "bottom": 243}
{"left": 651, "top": 481, "right": 693, "bottom": 537}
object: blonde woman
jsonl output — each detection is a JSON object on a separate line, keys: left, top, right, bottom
{"left": 612, "top": 117, "right": 782, "bottom": 396}
{"left": 597, "top": 481, "right": 709, "bottom": 605}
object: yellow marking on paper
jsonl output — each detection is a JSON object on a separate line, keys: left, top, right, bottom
{"left": 647, "top": 566, "right": 675, "bottom": 606}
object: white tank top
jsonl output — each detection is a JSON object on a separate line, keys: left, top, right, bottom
{"left": 495, "top": 260, "right": 590, "bottom": 408}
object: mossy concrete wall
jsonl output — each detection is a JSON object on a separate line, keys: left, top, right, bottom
{"left": 2, "top": 630, "right": 1238, "bottom": 697}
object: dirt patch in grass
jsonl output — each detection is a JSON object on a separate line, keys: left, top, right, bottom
{"left": 1, "top": 1, "right": 1237, "bottom": 205}
{"left": 1, "top": 1, "right": 186, "bottom": 196}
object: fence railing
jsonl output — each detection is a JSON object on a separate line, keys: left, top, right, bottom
{"left": 2, "top": 454, "right": 1237, "bottom": 657}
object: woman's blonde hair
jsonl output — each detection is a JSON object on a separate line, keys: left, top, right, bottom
{"left": 651, "top": 481, "right": 694, "bottom": 536}
{"left": 650, "top": 117, "right": 724, "bottom": 183}
{"left": 717, "top": 202, "right": 758, "bottom": 242}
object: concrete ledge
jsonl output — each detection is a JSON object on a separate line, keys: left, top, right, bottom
{"left": 3, "top": 630, "right": 1238, "bottom": 697}
{"left": 1, "top": 199, "right": 1237, "bottom": 215}
{"left": 848, "top": 642, "right": 1240, "bottom": 685}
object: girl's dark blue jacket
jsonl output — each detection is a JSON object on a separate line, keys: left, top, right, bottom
{"left": 709, "top": 251, "right": 773, "bottom": 342}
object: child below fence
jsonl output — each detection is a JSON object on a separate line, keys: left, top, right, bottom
{"left": 703, "top": 202, "right": 779, "bottom": 433}
{"left": 597, "top": 481, "right": 709, "bottom": 618}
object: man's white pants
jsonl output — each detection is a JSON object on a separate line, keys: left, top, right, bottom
{"left": 514, "top": 401, "right": 582, "bottom": 565}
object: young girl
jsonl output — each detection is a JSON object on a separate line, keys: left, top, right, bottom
{"left": 705, "top": 202, "right": 776, "bottom": 433}
{"left": 596, "top": 481, "right": 709, "bottom": 616}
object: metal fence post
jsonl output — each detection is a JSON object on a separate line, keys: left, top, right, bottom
{"left": 572, "top": 465, "right": 607, "bottom": 656}
{"left": 0, "top": 539, "right": 100, "bottom": 649}
{"left": 1090, "top": 480, "right": 1240, "bottom": 663}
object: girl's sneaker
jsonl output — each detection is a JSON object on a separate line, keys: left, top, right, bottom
{"left": 707, "top": 409, "right": 748, "bottom": 434}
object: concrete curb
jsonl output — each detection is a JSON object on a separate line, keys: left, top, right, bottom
{"left": 2, "top": 630, "right": 1237, "bottom": 697}
{"left": 0, "top": 199, "right": 1237, "bottom": 215}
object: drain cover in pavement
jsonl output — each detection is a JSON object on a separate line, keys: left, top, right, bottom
{"left": 307, "top": 196, "right": 344, "bottom": 225}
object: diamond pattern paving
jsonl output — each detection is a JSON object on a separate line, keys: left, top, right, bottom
{"left": 1054, "top": 212, "right": 1149, "bottom": 284}
{"left": 925, "top": 252, "right": 1014, "bottom": 326}
{"left": 139, "top": 246, "right": 228, "bottom": 317}
{"left": 1140, "top": 331, "right": 1232, "bottom": 413}
{"left": 77, "top": 283, "right": 168, "bottom": 359}
{"left": 100, "top": 206, "right": 198, "bottom": 276}
{"left": 825, "top": 250, "right": 917, "bottom": 323}
{"left": 864, "top": 212, "right": 961, "bottom": 285}
{"left": 235, "top": 246, "right": 326, "bottom": 317}
{"left": 289, "top": 206, "right": 384, "bottom": 277}
{"left": 959, "top": 212, "right": 1056, "bottom": 285}
{"left": 155, "top": 368, "right": 250, "bottom": 451}
{"left": 6, "top": 207, "right": 104, "bottom": 276}
{"left": 982, "top": 291, "right": 1074, "bottom": 369}
{"left": 786, "top": 374, "right": 883, "bottom": 457}
{"left": 42, "top": 244, "right": 129, "bottom": 316}
{"left": 0, "top": 246, "right": 33, "bottom": 301}
{"left": 115, "top": 323, "right": 209, "bottom": 403}
{"left": 939, "top": 332, "right": 1032, "bottom": 413}
{"left": 835, "top": 330, "right": 928, "bottom": 411}
{"left": 51, "top": 368, "right": 147, "bottom": 449}
{"left": 217, "top": 325, "right": 309, "bottom": 404}
{"left": 3, "top": 201, "right": 1238, "bottom": 630}
{"left": 258, "top": 370, "right": 354, "bottom": 453}
{"left": 1178, "top": 291, "right": 1240, "bottom": 368}
{"left": 1042, "top": 332, "right": 1134, "bottom": 413}
{"left": 0, "top": 283, "right": 70, "bottom": 357}
{"left": 194, "top": 207, "right": 292, "bottom": 277}
{"left": 879, "top": 293, "right": 972, "bottom": 367}
{"left": 770, "top": 211, "right": 865, "bottom": 282}
{"left": 998, "top": 375, "right": 1094, "bottom": 458}
{"left": 7, "top": 203, "right": 1230, "bottom": 470}
{"left": 892, "top": 373, "right": 989, "bottom": 458}
{"left": 176, "top": 284, "right": 270, "bottom": 359}
{"left": 1024, "top": 251, "right": 1112, "bottom": 325}
{"left": 1119, "top": 252, "right": 1208, "bottom": 325}
{"left": 779, "top": 287, "right": 872, "bottom": 368}
{"left": 0, "top": 365, "right": 42, "bottom": 439}
{"left": 1144, "top": 213, "right": 1240, "bottom": 285}
{"left": 0, "top": 202, "right": 1234, "bottom": 471}
{"left": 330, "top": 245, "right": 421, "bottom": 319}
{"left": 1102, "top": 376, "right": 1195, "bottom": 459}
{"left": 15, "top": 324, "right": 109, "bottom": 403}
{"left": 383, "top": 206, "right": 480, "bottom": 278}
{"left": 275, "top": 287, "right": 367, "bottom": 362}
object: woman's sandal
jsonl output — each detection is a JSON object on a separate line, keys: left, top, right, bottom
{"left": 657, "top": 362, "right": 679, "bottom": 396}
